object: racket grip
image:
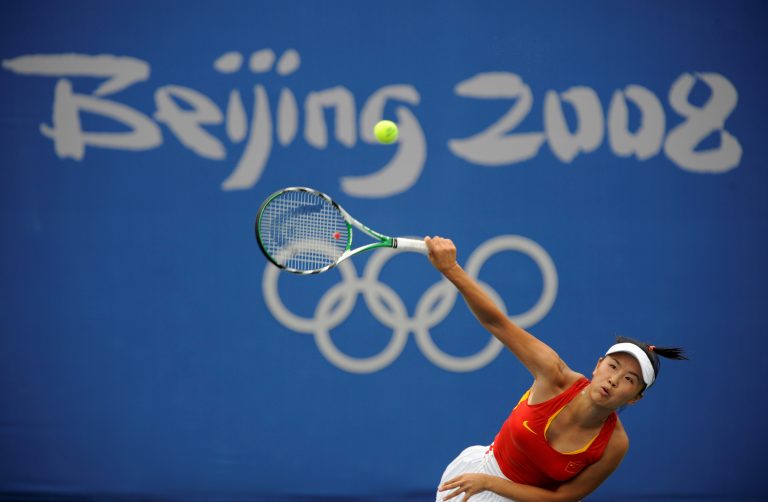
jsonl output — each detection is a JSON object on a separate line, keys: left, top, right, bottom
{"left": 394, "top": 237, "right": 428, "bottom": 254}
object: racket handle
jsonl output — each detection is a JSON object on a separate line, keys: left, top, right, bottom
{"left": 394, "top": 237, "right": 428, "bottom": 254}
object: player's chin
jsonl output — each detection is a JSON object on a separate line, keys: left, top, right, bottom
{"left": 607, "top": 392, "right": 640, "bottom": 409}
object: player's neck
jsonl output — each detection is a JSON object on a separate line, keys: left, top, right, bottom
{"left": 572, "top": 389, "right": 613, "bottom": 428}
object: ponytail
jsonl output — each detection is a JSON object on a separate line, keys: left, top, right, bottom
{"left": 614, "top": 336, "right": 687, "bottom": 388}
{"left": 648, "top": 344, "right": 688, "bottom": 361}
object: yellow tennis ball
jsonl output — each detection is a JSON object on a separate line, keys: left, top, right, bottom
{"left": 374, "top": 120, "right": 399, "bottom": 144}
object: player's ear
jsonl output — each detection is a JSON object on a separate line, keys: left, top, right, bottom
{"left": 627, "top": 392, "right": 644, "bottom": 406}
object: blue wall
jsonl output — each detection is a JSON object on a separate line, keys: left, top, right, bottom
{"left": 1, "top": 1, "right": 766, "bottom": 499}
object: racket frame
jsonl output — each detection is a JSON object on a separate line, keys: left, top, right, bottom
{"left": 255, "top": 186, "right": 425, "bottom": 274}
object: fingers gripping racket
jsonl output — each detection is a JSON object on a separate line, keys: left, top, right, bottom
{"left": 255, "top": 187, "right": 428, "bottom": 274}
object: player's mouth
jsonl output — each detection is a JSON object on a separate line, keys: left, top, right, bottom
{"left": 600, "top": 386, "right": 610, "bottom": 397}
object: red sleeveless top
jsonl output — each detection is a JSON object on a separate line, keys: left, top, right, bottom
{"left": 491, "top": 378, "right": 617, "bottom": 489}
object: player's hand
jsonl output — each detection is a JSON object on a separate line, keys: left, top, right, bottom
{"left": 425, "top": 236, "right": 459, "bottom": 274}
{"left": 438, "top": 473, "right": 493, "bottom": 501}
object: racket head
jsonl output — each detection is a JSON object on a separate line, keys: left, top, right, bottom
{"left": 255, "top": 187, "right": 352, "bottom": 274}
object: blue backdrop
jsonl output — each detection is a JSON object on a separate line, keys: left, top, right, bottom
{"left": 2, "top": 1, "right": 767, "bottom": 500}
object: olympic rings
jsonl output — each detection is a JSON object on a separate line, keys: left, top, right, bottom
{"left": 262, "top": 234, "right": 558, "bottom": 373}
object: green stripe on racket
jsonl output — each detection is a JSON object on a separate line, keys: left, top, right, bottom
{"left": 255, "top": 186, "right": 428, "bottom": 274}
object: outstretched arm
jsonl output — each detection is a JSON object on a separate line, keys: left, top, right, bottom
{"left": 425, "top": 236, "right": 572, "bottom": 386}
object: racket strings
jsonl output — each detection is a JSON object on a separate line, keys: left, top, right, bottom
{"left": 259, "top": 190, "right": 349, "bottom": 271}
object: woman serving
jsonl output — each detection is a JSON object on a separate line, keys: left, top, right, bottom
{"left": 425, "top": 236, "right": 686, "bottom": 502}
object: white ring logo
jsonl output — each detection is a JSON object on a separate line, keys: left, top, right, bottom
{"left": 262, "top": 235, "right": 558, "bottom": 373}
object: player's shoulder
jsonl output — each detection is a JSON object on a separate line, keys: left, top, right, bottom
{"left": 608, "top": 416, "right": 630, "bottom": 454}
{"left": 529, "top": 369, "right": 585, "bottom": 403}
{"left": 558, "top": 367, "right": 587, "bottom": 388}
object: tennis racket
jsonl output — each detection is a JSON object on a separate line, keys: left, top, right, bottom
{"left": 255, "top": 186, "right": 428, "bottom": 274}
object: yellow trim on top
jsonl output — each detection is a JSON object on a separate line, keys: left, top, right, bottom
{"left": 514, "top": 389, "right": 531, "bottom": 410}
{"left": 544, "top": 405, "right": 601, "bottom": 455}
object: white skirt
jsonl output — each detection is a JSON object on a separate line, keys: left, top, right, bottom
{"left": 435, "top": 445, "right": 516, "bottom": 502}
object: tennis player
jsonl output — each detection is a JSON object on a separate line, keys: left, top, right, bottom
{"left": 425, "top": 236, "right": 686, "bottom": 502}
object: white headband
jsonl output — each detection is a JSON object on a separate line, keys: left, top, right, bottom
{"left": 605, "top": 342, "right": 655, "bottom": 388}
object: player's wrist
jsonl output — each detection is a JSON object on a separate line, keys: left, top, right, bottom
{"left": 440, "top": 261, "right": 463, "bottom": 277}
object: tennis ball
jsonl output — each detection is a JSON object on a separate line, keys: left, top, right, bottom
{"left": 374, "top": 120, "right": 399, "bottom": 144}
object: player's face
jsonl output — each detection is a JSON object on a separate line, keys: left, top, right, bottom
{"left": 591, "top": 353, "right": 645, "bottom": 407}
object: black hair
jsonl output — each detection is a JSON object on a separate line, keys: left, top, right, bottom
{"left": 614, "top": 336, "right": 687, "bottom": 389}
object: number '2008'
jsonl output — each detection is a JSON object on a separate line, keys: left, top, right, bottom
{"left": 448, "top": 72, "right": 741, "bottom": 173}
